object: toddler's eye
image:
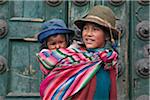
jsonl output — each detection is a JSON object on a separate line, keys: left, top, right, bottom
{"left": 48, "top": 42, "right": 56, "bottom": 45}
{"left": 59, "top": 41, "right": 65, "bottom": 44}
{"left": 51, "top": 43, "right": 56, "bottom": 45}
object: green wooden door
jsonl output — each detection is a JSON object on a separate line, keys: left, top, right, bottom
{"left": 129, "top": 1, "right": 149, "bottom": 100}
{"left": 0, "top": 0, "right": 149, "bottom": 100}
{"left": 0, "top": 1, "right": 68, "bottom": 100}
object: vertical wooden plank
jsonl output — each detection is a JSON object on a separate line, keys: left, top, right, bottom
{"left": 0, "top": 1, "right": 9, "bottom": 19}
{"left": 0, "top": 73, "right": 7, "bottom": 96}
{"left": 129, "top": 1, "right": 149, "bottom": 99}
{"left": 29, "top": 42, "right": 42, "bottom": 93}
{"left": 68, "top": 0, "right": 95, "bottom": 28}
{"left": 45, "top": 1, "right": 67, "bottom": 22}
{"left": 12, "top": 1, "right": 24, "bottom": 17}
{"left": 8, "top": 40, "right": 31, "bottom": 93}
{"left": 0, "top": 1, "right": 9, "bottom": 96}
{"left": 23, "top": 1, "right": 44, "bottom": 18}
{"left": 7, "top": 39, "right": 41, "bottom": 97}
{"left": 9, "top": 1, "right": 44, "bottom": 22}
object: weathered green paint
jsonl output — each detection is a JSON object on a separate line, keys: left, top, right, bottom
{"left": 102, "top": 1, "right": 130, "bottom": 100}
{"left": 129, "top": 1, "right": 149, "bottom": 100}
{"left": 104, "top": 1, "right": 129, "bottom": 100}
{"left": 6, "top": 98, "right": 41, "bottom": 100}
{"left": 45, "top": 1, "right": 68, "bottom": 22}
{"left": 0, "top": 1, "right": 9, "bottom": 97}
{"left": 7, "top": 38, "right": 41, "bottom": 95}
{"left": 68, "top": 0, "right": 95, "bottom": 28}
{"left": 0, "top": 1, "right": 149, "bottom": 100}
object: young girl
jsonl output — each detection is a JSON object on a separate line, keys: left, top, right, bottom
{"left": 74, "top": 5, "right": 120, "bottom": 100}
{"left": 37, "top": 5, "right": 120, "bottom": 100}
{"left": 37, "top": 18, "right": 74, "bottom": 75}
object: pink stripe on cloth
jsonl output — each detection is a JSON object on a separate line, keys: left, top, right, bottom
{"left": 59, "top": 48, "right": 75, "bottom": 56}
{"left": 42, "top": 68, "right": 78, "bottom": 100}
{"left": 39, "top": 52, "right": 47, "bottom": 59}
{"left": 62, "top": 62, "right": 97, "bottom": 99}
{"left": 69, "top": 62, "right": 101, "bottom": 96}
{"left": 46, "top": 55, "right": 58, "bottom": 65}
{"left": 41, "top": 62, "right": 94, "bottom": 100}
{"left": 63, "top": 68, "right": 88, "bottom": 98}
{"left": 39, "top": 63, "right": 50, "bottom": 75}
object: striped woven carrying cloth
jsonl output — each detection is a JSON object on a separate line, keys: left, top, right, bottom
{"left": 36, "top": 48, "right": 118, "bottom": 100}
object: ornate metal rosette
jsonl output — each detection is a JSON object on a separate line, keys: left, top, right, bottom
{"left": 0, "top": 19, "right": 8, "bottom": 38}
{"left": 109, "top": 0, "right": 125, "bottom": 6}
{"left": 46, "top": 0, "right": 62, "bottom": 7}
{"left": 0, "top": 0, "right": 7, "bottom": 5}
{"left": 73, "top": 0, "right": 89, "bottom": 6}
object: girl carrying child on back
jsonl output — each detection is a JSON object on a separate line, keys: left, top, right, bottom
{"left": 37, "top": 5, "right": 120, "bottom": 100}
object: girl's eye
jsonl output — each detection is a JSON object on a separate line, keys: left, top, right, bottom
{"left": 93, "top": 27, "right": 100, "bottom": 31}
{"left": 83, "top": 26, "right": 87, "bottom": 30}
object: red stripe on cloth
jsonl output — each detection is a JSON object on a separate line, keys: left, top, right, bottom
{"left": 71, "top": 75, "right": 96, "bottom": 100}
{"left": 41, "top": 62, "right": 94, "bottom": 100}
{"left": 110, "top": 68, "right": 117, "bottom": 100}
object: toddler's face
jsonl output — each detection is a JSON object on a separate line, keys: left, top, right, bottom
{"left": 82, "top": 22, "right": 106, "bottom": 49}
{"left": 47, "top": 34, "right": 67, "bottom": 50}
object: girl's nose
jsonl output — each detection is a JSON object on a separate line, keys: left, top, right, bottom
{"left": 86, "top": 30, "right": 92, "bottom": 36}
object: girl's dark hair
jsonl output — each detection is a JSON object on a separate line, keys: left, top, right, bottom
{"left": 94, "top": 23, "right": 111, "bottom": 40}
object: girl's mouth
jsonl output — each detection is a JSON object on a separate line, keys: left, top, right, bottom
{"left": 85, "top": 38, "right": 95, "bottom": 44}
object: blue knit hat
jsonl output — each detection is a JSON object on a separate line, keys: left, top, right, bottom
{"left": 38, "top": 19, "right": 74, "bottom": 43}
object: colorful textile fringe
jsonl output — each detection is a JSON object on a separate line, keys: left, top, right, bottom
{"left": 36, "top": 48, "right": 118, "bottom": 100}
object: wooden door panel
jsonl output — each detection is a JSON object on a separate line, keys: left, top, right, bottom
{"left": 7, "top": 38, "right": 41, "bottom": 97}
{"left": 9, "top": 1, "right": 44, "bottom": 22}
{"left": 129, "top": 1, "right": 150, "bottom": 100}
{"left": 45, "top": 1, "right": 68, "bottom": 22}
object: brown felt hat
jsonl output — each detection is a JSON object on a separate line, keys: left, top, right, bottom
{"left": 74, "top": 5, "right": 121, "bottom": 41}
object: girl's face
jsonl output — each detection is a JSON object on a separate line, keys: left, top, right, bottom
{"left": 82, "top": 22, "right": 106, "bottom": 49}
{"left": 47, "top": 34, "right": 67, "bottom": 50}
